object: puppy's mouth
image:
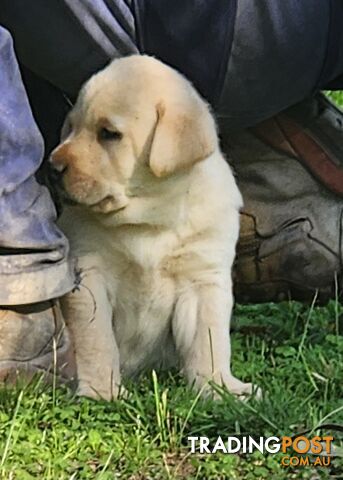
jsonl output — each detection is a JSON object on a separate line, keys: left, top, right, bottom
{"left": 88, "top": 195, "right": 127, "bottom": 214}
{"left": 57, "top": 191, "right": 126, "bottom": 214}
{"left": 47, "top": 168, "right": 127, "bottom": 213}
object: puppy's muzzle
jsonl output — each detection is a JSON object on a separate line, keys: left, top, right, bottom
{"left": 47, "top": 157, "right": 77, "bottom": 206}
{"left": 48, "top": 149, "right": 67, "bottom": 185}
{"left": 48, "top": 163, "right": 65, "bottom": 185}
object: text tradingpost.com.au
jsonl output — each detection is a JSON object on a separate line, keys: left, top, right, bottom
{"left": 188, "top": 435, "right": 337, "bottom": 467}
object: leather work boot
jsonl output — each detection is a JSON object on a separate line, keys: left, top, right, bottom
{"left": 0, "top": 300, "right": 76, "bottom": 385}
{"left": 221, "top": 93, "right": 343, "bottom": 303}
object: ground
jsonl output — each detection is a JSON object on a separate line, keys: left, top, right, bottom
{"left": 0, "top": 92, "right": 342, "bottom": 480}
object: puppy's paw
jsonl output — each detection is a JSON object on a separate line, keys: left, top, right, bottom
{"left": 222, "top": 376, "right": 262, "bottom": 400}
{"left": 76, "top": 379, "right": 126, "bottom": 401}
{"left": 189, "top": 373, "right": 261, "bottom": 401}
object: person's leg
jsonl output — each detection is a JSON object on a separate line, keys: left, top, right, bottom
{"left": 216, "top": 0, "right": 333, "bottom": 128}
{"left": 0, "top": 0, "right": 138, "bottom": 99}
{"left": 0, "top": 26, "right": 75, "bottom": 381}
{"left": 222, "top": 93, "right": 343, "bottom": 303}
{"left": 0, "top": 28, "right": 74, "bottom": 304}
{"left": 215, "top": 0, "right": 343, "bottom": 302}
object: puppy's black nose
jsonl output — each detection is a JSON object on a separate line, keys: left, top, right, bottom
{"left": 48, "top": 165, "right": 64, "bottom": 183}
{"left": 45, "top": 162, "right": 67, "bottom": 215}
{"left": 47, "top": 161, "right": 68, "bottom": 195}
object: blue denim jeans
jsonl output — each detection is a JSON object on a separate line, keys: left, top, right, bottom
{"left": 0, "top": 27, "right": 75, "bottom": 304}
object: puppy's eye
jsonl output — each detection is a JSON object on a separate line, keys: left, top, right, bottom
{"left": 98, "top": 127, "right": 123, "bottom": 142}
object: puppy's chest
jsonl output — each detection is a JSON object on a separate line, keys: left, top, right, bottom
{"left": 107, "top": 227, "right": 210, "bottom": 300}
{"left": 107, "top": 230, "right": 179, "bottom": 309}
{"left": 106, "top": 234, "right": 179, "bottom": 368}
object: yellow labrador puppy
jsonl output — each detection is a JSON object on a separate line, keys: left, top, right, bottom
{"left": 50, "top": 55, "right": 254, "bottom": 400}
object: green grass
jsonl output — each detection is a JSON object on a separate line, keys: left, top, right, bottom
{"left": 326, "top": 91, "right": 343, "bottom": 106}
{"left": 0, "top": 301, "right": 342, "bottom": 479}
{"left": 1, "top": 92, "right": 343, "bottom": 479}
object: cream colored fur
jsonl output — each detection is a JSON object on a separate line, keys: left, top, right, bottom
{"left": 51, "top": 55, "right": 255, "bottom": 400}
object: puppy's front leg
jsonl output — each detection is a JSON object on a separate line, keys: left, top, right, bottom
{"left": 60, "top": 268, "right": 121, "bottom": 400}
{"left": 173, "top": 282, "right": 255, "bottom": 397}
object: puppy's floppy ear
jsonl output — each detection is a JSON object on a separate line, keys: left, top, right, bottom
{"left": 149, "top": 93, "right": 218, "bottom": 178}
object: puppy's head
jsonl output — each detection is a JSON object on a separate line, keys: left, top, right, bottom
{"left": 50, "top": 55, "right": 218, "bottom": 214}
